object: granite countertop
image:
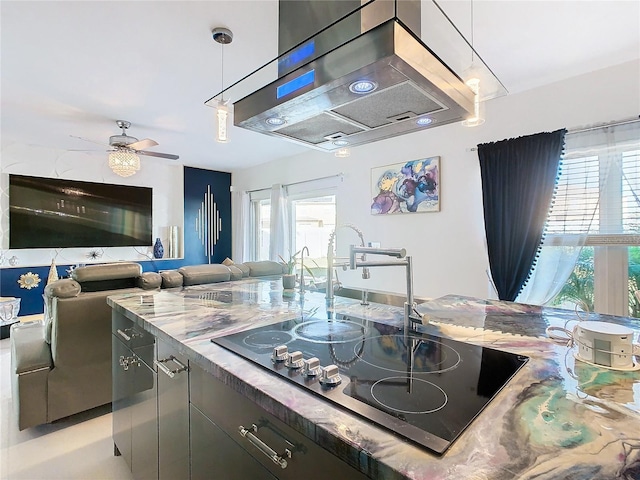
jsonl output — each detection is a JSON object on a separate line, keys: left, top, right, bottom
{"left": 107, "top": 277, "right": 640, "bottom": 480}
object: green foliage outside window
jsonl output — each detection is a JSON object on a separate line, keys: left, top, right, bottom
{"left": 552, "top": 246, "right": 640, "bottom": 318}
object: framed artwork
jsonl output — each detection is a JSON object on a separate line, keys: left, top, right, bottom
{"left": 371, "top": 156, "right": 440, "bottom": 215}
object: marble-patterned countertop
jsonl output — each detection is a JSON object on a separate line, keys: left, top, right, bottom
{"left": 107, "top": 277, "right": 640, "bottom": 479}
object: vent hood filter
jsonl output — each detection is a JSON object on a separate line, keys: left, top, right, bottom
{"left": 233, "top": 20, "right": 475, "bottom": 151}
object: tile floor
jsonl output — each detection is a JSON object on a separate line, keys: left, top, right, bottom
{"left": 0, "top": 337, "right": 133, "bottom": 480}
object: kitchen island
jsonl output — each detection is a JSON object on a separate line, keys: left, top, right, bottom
{"left": 107, "top": 276, "right": 640, "bottom": 479}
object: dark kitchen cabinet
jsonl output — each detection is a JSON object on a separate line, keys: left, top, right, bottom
{"left": 113, "top": 313, "right": 190, "bottom": 480}
{"left": 190, "top": 404, "right": 278, "bottom": 480}
{"left": 112, "top": 313, "right": 158, "bottom": 480}
{"left": 156, "top": 339, "right": 190, "bottom": 480}
{"left": 189, "top": 363, "right": 368, "bottom": 480}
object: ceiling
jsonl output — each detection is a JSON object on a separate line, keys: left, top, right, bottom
{"left": 2, "top": 1, "right": 638, "bottom": 171}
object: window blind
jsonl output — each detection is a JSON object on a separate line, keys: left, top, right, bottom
{"left": 544, "top": 121, "right": 640, "bottom": 246}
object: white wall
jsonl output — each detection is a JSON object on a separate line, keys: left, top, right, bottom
{"left": 231, "top": 60, "right": 640, "bottom": 300}
{"left": 0, "top": 144, "right": 184, "bottom": 267}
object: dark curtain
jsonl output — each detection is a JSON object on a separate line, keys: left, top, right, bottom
{"left": 478, "top": 129, "right": 566, "bottom": 301}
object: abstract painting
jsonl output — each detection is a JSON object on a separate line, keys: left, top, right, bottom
{"left": 371, "top": 156, "right": 440, "bottom": 215}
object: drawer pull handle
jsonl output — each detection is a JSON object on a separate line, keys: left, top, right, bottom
{"left": 155, "top": 356, "right": 188, "bottom": 378}
{"left": 239, "top": 424, "right": 290, "bottom": 469}
{"left": 116, "top": 329, "right": 131, "bottom": 341}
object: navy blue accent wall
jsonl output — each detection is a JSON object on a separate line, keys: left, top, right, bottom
{"left": 183, "top": 166, "right": 232, "bottom": 265}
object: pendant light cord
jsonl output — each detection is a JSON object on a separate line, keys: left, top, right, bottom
{"left": 470, "top": 0, "right": 475, "bottom": 63}
{"left": 221, "top": 42, "right": 224, "bottom": 103}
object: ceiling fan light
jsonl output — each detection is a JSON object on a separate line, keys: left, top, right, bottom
{"left": 109, "top": 150, "right": 140, "bottom": 177}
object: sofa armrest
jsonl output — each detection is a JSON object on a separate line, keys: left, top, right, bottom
{"left": 11, "top": 322, "right": 52, "bottom": 374}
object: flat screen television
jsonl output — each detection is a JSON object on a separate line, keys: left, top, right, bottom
{"left": 9, "top": 174, "right": 153, "bottom": 249}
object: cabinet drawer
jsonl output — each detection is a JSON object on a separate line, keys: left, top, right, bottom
{"left": 190, "top": 363, "right": 368, "bottom": 480}
{"left": 112, "top": 311, "right": 155, "bottom": 368}
{"left": 190, "top": 404, "right": 278, "bottom": 480}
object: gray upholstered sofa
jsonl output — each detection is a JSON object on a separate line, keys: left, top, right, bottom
{"left": 10, "top": 259, "right": 287, "bottom": 430}
{"left": 10, "top": 262, "right": 162, "bottom": 430}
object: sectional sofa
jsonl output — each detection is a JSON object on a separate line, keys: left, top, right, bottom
{"left": 10, "top": 260, "right": 287, "bottom": 430}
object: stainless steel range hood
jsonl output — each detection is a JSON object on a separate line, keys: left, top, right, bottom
{"left": 207, "top": 0, "right": 506, "bottom": 152}
{"left": 234, "top": 19, "right": 475, "bottom": 151}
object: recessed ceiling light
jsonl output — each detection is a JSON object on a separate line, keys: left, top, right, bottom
{"left": 334, "top": 148, "right": 351, "bottom": 158}
{"left": 265, "top": 117, "right": 286, "bottom": 126}
{"left": 349, "top": 80, "right": 377, "bottom": 94}
{"left": 332, "top": 140, "right": 349, "bottom": 146}
{"left": 416, "top": 117, "right": 433, "bottom": 126}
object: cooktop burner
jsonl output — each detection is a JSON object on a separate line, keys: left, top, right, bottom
{"left": 294, "top": 319, "right": 368, "bottom": 343}
{"left": 243, "top": 330, "right": 294, "bottom": 349}
{"left": 212, "top": 316, "right": 528, "bottom": 455}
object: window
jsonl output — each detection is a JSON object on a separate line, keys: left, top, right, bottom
{"left": 546, "top": 121, "right": 640, "bottom": 317}
{"left": 249, "top": 176, "right": 339, "bottom": 265}
{"left": 255, "top": 199, "right": 271, "bottom": 261}
{"left": 291, "top": 195, "right": 336, "bottom": 271}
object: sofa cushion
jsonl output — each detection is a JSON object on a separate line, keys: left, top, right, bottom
{"left": 242, "top": 261, "right": 287, "bottom": 277}
{"left": 43, "top": 279, "right": 82, "bottom": 343}
{"left": 228, "top": 265, "right": 244, "bottom": 281}
{"left": 178, "top": 264, "right": 231, "bottom": 286}
{"left": 235, "top": 263, "right": 250, "bottom": 277}
{"left": 160, "top": 270, "right": 183, "bottom": 288}
{"left": 137, "top": 272, "right": 162, "bottom": 290}
{"left": 222, "top": 257, "right": 234, "bottom": 266}
{"left": 72, "top": 262, "right": 142, "bottom": 282}
{"left": 72, "top": 262, "right": 142, "bottom": 292}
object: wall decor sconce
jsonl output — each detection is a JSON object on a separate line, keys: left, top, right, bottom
{"left": 18, "top": 272, "right": 41, "bottom": 290}
{"left": 195, "top": 184, "right": 222, "bottom": 264}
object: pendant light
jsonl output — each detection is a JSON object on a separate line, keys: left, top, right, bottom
{"left": 212, "top": 27, "right": 233, "bottom": 143}
{"left": 461, "top": 0, "right": 485, "bottom": 127}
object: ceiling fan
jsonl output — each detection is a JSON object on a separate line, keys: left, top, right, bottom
{"left": 71, "top": 120, "right": 179, "bottom": 177}
{"left": 73, "top": 120, "right": 179, "bottom": 160}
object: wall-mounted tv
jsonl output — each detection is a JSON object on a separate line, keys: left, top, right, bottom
{"left": 9, "top": 174, "right": 153, "bottom": 249}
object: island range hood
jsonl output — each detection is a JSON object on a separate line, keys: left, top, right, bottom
{"left": 207, "top": 1, "right": 504, "bottom": 152}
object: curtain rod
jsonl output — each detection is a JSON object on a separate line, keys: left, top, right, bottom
{"left": 245, "top": 172, "right": 344, "bottom": 194}
{"left": 468, "top": 115, "right": 640, "bottom": 151}
{"left": 567, "top": 115, "right": 639, "bottom": 135}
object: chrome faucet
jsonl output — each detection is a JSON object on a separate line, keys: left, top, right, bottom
{"left": 326, "top": 224, "right": 370, "bottom": 303}
{"left": 299, "top": 246, "right": 310, "bottom": 295}
{"left": 348, "top": 245, "right": 422, "bottom": 332}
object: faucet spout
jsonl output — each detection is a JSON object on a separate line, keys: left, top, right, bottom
{"left": 299, "top": 246, "right": 310, "bottom": 295}
{"left": 326, "top": 224, "right": 369, "bottom": 303}
{"left": 349, "top": 245, "right": 421, "bottom": 332}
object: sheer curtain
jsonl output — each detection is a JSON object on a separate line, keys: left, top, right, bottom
{"left": 269, "top": 184, "right": 289, "bottom": 262}
{"left": 517, "top": 120, "right": 640, "bottom": 306}
{"left": 232, "top": 190, "right": 250, "bottom": 263}
{"left": 478, "top": 129, "right": 566, "bottom": 301}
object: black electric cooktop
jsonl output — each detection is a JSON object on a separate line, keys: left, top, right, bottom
{"left": 212, "top": 315, "right": 528, "bottom": 455}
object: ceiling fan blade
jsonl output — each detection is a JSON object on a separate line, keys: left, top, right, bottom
{"left": 137, "top": 150, "right": 179, "bottom": 160}
{"left": 69, "top": 134, "right": 110, "bottom": 147}
{"left": 129, "top": 138, "right": 158, "bottom": 150}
